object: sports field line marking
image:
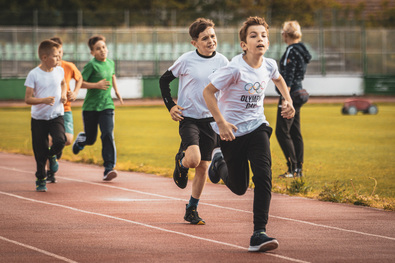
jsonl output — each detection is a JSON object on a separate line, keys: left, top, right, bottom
{"left": 0, "top": 191, "right": 308, "bottom": 263}
{"left": 3, "top": 166, "right": 395, "bottom": 242}
{"left": 0, "top": 235, "right": 78, "bottom": 263}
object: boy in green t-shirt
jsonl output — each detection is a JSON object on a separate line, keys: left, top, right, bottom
{"left": 72, "top": 35, "right": 123, "bottom": 181}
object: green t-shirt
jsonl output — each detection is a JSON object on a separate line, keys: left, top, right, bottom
{"left": 82, "top": 58, "right": 115, "bottom": 111}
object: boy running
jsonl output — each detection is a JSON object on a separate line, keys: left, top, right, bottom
{"left": 72, "top": 35, "right": 123, "bottom": 181}
{"left": 159, "top": 18, "right": 228, "bottom": 224}
{"left": 25, "top": 39, "right": 67, "bottom": 192}
{"left": 203, "top": 16, "right": 295, "bottom": 252}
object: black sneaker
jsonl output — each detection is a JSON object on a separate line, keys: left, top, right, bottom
{"left": 46, "top": 170, "right": 56, "bottom": 183}
{"left": 103, "top": 169, "right": 117, "bottom": 181}
{"left": 173, "top": 152, "right": 189, "bottom": 189}
{"left": 248, "top": 231, "right": 279, "bottom": 252}
{"left": 208, "top": 151, "right": 223, "bottom": 184}
{"left": 184, "top": 205, "right": 205, "bottom": 225}
{"left": 72, "top": 132, "right": 86, "bottom": 155}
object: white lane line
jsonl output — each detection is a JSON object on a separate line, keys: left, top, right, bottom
{"left": 2, "top": 166, "right": 395, "bottom": 242}
{"left": 0, "top": 235, "right": 78, "bottom": 263}
{"left": 0, "top": 190, "right": 308, "bottom": 263}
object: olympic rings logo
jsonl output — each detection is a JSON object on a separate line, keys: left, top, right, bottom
{"left": 244, "top": 81, "right": 265, "bottom": 94}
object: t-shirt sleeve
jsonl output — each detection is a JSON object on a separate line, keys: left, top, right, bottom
{"left": 71, "top": 63, "right": 82, "bottom": 81}
{"left": 268, "top": 59, "right": 280, "bottom": 80}
{"left": 168, "top": 56, "right": 185, "bottom": 78}
{"left": 81, "top": 61, "right": 93, "bottom": 81}
{"left": 24, "top": 71, "right": 36, "bottom": 89}
{"left": 208, "top": 66, "right": 235, "bottom": 91}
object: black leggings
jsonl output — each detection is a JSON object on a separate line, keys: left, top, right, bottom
{"left": 219, "top": 124, "right": 273, "bottom": 232}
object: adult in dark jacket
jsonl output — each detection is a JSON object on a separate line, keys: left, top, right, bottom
{"left": 276, "top": 20, "right": 312, "bottom": 178}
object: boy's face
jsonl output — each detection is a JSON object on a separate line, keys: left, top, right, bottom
{"left": 91, "top": 40, "right": 108, "bottom": 61}
{"left": 42, "top": 47, "right": 60, "bottom": 68}
{"left": 241, "top": 25, "right": 269, "bottom": 56}
{"left": 191, "top": 27, "right": 217, "bottom": 56}
{"left": 57, "top": 46, "right": 64, "bottom": 65}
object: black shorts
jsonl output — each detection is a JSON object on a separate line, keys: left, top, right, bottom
{"left": 179, "top": 117, "right": 218, "bottom": 161}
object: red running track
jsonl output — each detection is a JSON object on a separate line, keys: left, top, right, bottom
{"left": 0, "top": 152, "right": 394, "bottom": 262}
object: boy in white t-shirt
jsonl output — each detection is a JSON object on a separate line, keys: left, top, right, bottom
{"left": 25, "top": 39, "right": 67, "bottom": 192}
{"left": 159, "top": 18, "right": 229, "bottom": 225}
{"left": 203, "top": 17, "right": 295, "bottom": 252}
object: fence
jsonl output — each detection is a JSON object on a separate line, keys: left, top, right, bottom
{"left": 1, "top": 26, "right": 394, "bottom": 79}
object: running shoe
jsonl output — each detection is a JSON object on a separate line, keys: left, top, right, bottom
{"left": 36, "top": 179, "right": 47, "bottom": 192}
{"left": 46, "top": 170, "right": 56, "bottom": 183}
{"left": 184, "top": 205, "right": 205, "bottom": 225}
{"left": 48, "top": 155, "right": 59, "bottom": 173}
{"left": 72, "top": 132, "right": 86, "bottom": 154}
{"left": 208, "top": 151, "right": 223, "bottom": 184}
{"left": 278, "top": 170, "right": 294, "bottom": 178}
{"left": 103, "top": 169, "right": 117, "bottom": 181}
{"left": 173, "top": 152, "right": 188, "bottom": 189}
{"left": 248, "top": 231, "right": 279, "bottom": 252}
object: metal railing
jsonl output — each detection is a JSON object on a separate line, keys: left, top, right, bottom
{"left": 0, "top": 27, "right": 394, "bottom": 78}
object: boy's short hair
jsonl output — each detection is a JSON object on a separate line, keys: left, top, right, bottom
{"left": 239, "top": 16, "right": 269, "bottom": 43}
{"left": 189, "top": 18, "right": 215, "bottom": 40}
{"left": 50, "top": 37, "right": 63, "bottom": 46}
{"left": 88, "top": 35, "right": 106, "bottom": 51}
{"left": 38, "top": 39, "right": 60, "bottom": 59}
{"left": 282, "top": 21, "right": 302, "bottom": 40}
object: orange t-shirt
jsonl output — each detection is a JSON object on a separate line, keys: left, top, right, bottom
{"left": 61, "top": 60, "right": 82, "bottom": 112}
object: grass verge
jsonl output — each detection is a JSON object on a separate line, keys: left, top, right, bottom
{"left": 0, "top": 103, "right": 394, "bottom": 210}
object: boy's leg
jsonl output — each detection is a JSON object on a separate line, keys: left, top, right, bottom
{"left": 31, "top": 118, "right": 49, "bottom": 180}
{"left": 63, "top": 111, "right": 74, "bottom": 146}
{"left": 48, "top": 116, "right": 66, "bottom": 157}
{"left": 218, "top": 135, "right": 250, "bottom": 195}
{"left": 98, "top": 109, "right": 116, "bottom": 173}
{"left": 82, "top": 111, "right": 99, "bottom": 146}
{"left": 247, "top": 125, "right": 273, "bottom": 232}
{"left": 290, "top": 106, "right": 304, "bottom": 175}
{"left": 247, "top": 124, "right": 278, "bottom": 253}
{"left": 275, "top": 99, "right": 297, "bottom": 176}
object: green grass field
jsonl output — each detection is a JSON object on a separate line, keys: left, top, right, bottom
{"left": 0, "top": 102, "right": 394, "bottom": 210}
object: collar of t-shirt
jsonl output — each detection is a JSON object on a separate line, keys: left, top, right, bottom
{"left": 195, "top": 49, "right": 216, "bottom": 58}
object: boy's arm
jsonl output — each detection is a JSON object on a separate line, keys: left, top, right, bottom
{"left": 112, "top": 75, "right": 123, "bottom": 104}
{"left": 25, "top": 87, "right": 55, "bottom": 106}
{"left": 272, "top": 75, "right": 295, "bottom": 119}
{"left": 203, "top": 83, "right": 237, "bottom": 141}
{"left": 81, "top": 79, "right": 110, "bottom": 90}
{"left": 68, "top": 77, "right": 83, "bottom": 102}
{"left": 159, "top": 70, "right": 183, "bottom": 121}
{"left": 61, "top": 79, "right": 67, "bottom": 104}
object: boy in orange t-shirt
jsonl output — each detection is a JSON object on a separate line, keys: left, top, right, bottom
{"left": 47, "top": 37, "right": 82, "bottom": 183}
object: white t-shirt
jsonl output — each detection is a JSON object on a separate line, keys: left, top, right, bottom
{"left": 209, "top": 54, "right": 280, "bottom": 137}
{"left": 169, "top": 50, "right": 229, "bottom": 119}
{"left": 25, "top": 66, "right": 65, "bottom": 120}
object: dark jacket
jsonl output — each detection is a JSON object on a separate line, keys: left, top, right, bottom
{"left": 277, "top": 42, "right": 312, "bottom": 94}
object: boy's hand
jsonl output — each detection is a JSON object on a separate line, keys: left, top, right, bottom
{"left": 97, "top": 79, "right": 111, "bottom": 90}
{"left": 67, "top": 90, "right": 77, "bottom": 101}
{"left": 43, "top": 96, "right": 55, "bottom": 106}
{"left": 281, "top": 100, "right": 295, "bottom": 119}
{"left": 218, "top": 121, "right": 238, "bottom": 141}
{"left": 170, "top": 105, "right": 184, "bottom": 122}
{"left": 60, "top": 94, "right": 67, "bottom": 104}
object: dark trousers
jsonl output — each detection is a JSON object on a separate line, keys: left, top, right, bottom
{"left": 82, "top": 109, "right": 116, "bottom": 170}
{"left": 275, "top": 97, "right": 304, "bottom": 170}
{"left": 31, "top": 116, "right": 66, "bottom": 180}
{"left": 219, "top": 124, "right": 273, "bottom": 232}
